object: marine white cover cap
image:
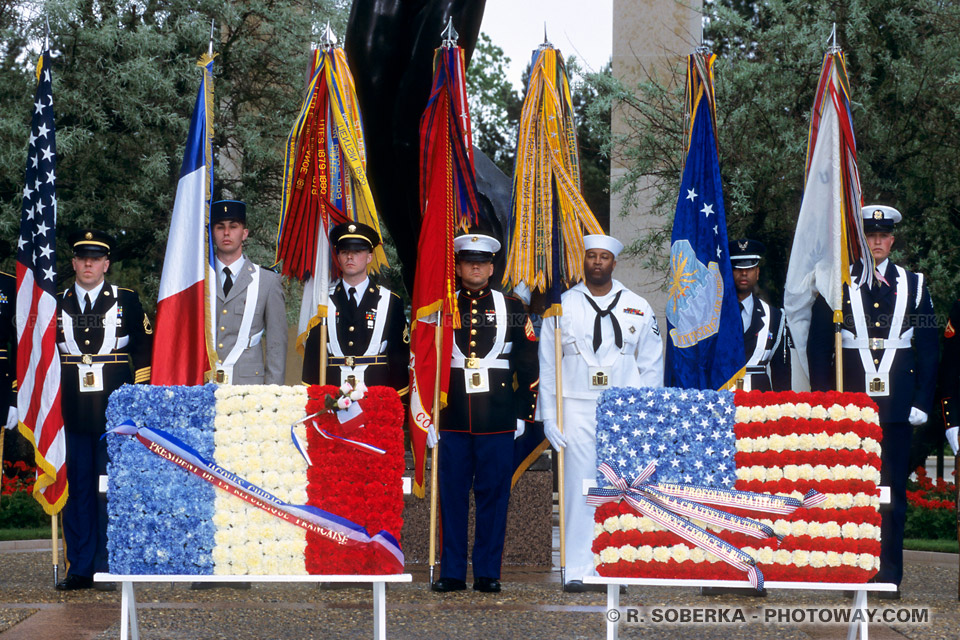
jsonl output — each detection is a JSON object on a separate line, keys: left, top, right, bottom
{"left": 583, "top": 234, "right": 624, "bottom": 258}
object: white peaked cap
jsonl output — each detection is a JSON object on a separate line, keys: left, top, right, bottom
{"left": 583, "top": 234, "right": 624, "bottom": 258}
{"left": 453, "top": 233, "right": 501, "bottom": 254}
{"left": 861, "top": 204, "right": 903, "bottom": 224}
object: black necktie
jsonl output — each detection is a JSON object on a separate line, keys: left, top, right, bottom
{"left": 586, "top": 290, "right": 623, "bottom": 352}
{"left": 223, "top": 267, "right": 233, "bottom": 295}
{"left": 84, "top": 293, "right": 92, "bottom": 313}
{"left": 348, "top": 286, "right": 358, "bottom": 309}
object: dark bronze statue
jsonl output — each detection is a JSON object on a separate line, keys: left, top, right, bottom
{"left": 346, "top": 0, "right": 511, "bottom": 292}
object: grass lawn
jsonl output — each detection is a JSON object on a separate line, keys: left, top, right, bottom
{"left": 904, "top": 538, "right": 958, "bottom": 554}
{"left": 0, "top": 527, "right": 55, "bottom": 542}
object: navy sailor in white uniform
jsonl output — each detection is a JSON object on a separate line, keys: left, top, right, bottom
{"left": 808, "top": 205, "right": 938, "bottom": 597}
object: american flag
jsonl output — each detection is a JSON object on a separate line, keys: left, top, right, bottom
{"left": 16, "top": 51, "right": 67, "bottom": 514}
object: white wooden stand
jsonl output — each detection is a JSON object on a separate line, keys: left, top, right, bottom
{"left": 94, "top": 572, "right": 413, "bottom": 640}
{"left": 584, "top": 576, "right": 897, "bottom": 640}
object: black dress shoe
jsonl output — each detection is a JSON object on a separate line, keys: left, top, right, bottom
{"left": 563, "top": 579, "right": 586, "bottom": 593}
{"left": 431, "top": 578, "right": 466, "bottom": 592}
{"left": 473, "top": 577, "right": 501, "bottom": 593}
{"left": 56, "top": 574, "right": 93, "bottom": 591}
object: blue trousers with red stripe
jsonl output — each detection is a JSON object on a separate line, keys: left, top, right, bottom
{"left": 438, "top": 431, "right": 513, "bottom": 581}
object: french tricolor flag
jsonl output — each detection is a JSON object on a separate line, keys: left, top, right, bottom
{"left": 151, "top": 56, "right": 217, "bottom": 385}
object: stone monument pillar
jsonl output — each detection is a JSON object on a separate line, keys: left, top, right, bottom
{"left": 610, "top": 0, "right": 702, "bottom": 321}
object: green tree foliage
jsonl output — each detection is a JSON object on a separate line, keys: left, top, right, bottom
{"left": 0, "top": 0, "right": 347, "bottom": 312}
{"left": 465, "top": 32, "right": 522, "bottom": 176}
{"left": 592, "top": 0, "right": 960, "bottom": 314}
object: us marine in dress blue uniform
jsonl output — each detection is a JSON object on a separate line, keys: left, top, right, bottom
{"left": 56, "top": 231, "right": 152, "bottom": 591}
{"left": 808, "top": 206, "right": 937, "bottom": 597}
{"left": 729, "top": 239, "right": 790, "bottom": 391}
{"left": 301, "top": 222, "right": 409, "bottom": 393}
{"left": 430, "top": 234, "right": 538, "bottom": 594}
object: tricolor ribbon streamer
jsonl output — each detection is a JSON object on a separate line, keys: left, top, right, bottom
{"left": 587, "top": 461, "right": 826, "bottom": 590}
{"left": 290, "top": 406, "right": 386, "bottom": 466}
{"left": 108, "top": 420, "right": 402, "bottom": 571}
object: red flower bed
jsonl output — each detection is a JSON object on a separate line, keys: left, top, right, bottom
{"left": 304, "top": 386, "right": 406, "bottom": 575}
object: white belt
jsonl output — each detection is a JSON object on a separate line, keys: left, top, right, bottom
{"left": 451, "top": 356, "right": 510, "bottom": 370}
{"left": 841, "top": 336, "right": 912, "bottom": 350}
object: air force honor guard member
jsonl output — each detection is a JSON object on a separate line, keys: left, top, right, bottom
{"left": 56, "top": 231, "right": 152, "bottom": 590}
{"left": 301, "top": 222, "right": 409, "bottom": 392}
{"left": 808, "top": 205, "right": 937, "bottom": 597}
{"left": 429, "top": 234, "right": 539, "bottom": 594}
{"left": 729, "top": 239, "right": 791, "bottom": 391}
{"left": 538, "top": 234, "right": 664, "bottom": 592}
{"left": 211, "top": 200, "right": 287, "bottom": 385}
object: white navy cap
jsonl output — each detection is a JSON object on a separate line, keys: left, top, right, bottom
{"left": 583, "top": 234, "right": 624, "bottom": 258}
{"left": 862, "top": 205, "right": 902, "bottom": 232}
{"left": 454, "top": 233, "right": 501, "bottom": 261}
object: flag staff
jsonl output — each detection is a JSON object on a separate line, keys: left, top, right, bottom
{"left": 315, "top": 22, "right": 338, "bottom": 387}
{"left": 829, "top": 29, "right": 844, "bottom": 392}
{"left": 208, "top": 19, "right": 215, "bottom": 57}
{"left": 425, "top": 14, "right": 459, "bottom": 587}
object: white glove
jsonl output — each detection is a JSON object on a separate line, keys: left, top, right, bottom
{"left": 908, "top": 407, "right": 928, "bottom": 426}
{"left": 543, "top": 418, "right": 566, "bottom": 450}
{"left": 4, "top": 406, "right": 16, "bottom": 431}
{"left": 946, "top": 427, "right": 959, "bottom": 456}
{"left": 514, "top": 419, "right": 525, "bottom": 440}
{"left": 426, "top": 425, "right": 439, "bottom": 449}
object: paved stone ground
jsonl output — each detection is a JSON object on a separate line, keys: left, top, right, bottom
{"left": 1, "top": 548, "right": 957, "bottom": 639}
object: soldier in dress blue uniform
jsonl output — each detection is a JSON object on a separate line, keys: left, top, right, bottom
{"left": 429, "top": 234, "right": 539, "bottom": 594}
{"left": 56, "top": 231, "right": 152, "bottom": 591}
{"left": 729, "top": 239, "right": 791, "bottom": 391}
{"left": 939, "top": 298, "right": 960, "bottom": 455}
{"left": 301, "top": 222, "right": 409, "bottom": 393}
{"left": 0, "top": 271, "right": 17, "bottom": 431}
{"left": 808, "top": 205, "right": 938, "bottom": 598}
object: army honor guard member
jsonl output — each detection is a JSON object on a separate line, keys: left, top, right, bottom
{"left": 808, "top": 205, "right": 937, "bottom": 597}
{"left": 56, "top": 231, "right": 152, "bottom": 590}
{"left": 301, "top": 222, "right": 409, "bottom": 392}
{"left": 538, "top": 234, "right": 664, "bottom": 592}
{"left": 429, "top": 234, "right": 539, "bottom": 594}
{"left": 729, "top": 238, "right": 791, "bottom": 391}
{"left": 211, "top": 200, "right": 287, "bottom": 385}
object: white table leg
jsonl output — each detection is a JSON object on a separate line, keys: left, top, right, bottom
{"left": 373, "top": 581, "right": 385, "bottom": 640}
{"left": 119, "top": 581, "right": 140, "bottom": 640}
{"left": 606, "top": 584, "right": 620, "bottom": 640}
{"left": 846, "top": 589, "right": 868, "bottom": 640}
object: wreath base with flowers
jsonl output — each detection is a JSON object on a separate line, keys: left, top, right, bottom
{"left": 592, "top": 390, "right": 882, "bottom": 584}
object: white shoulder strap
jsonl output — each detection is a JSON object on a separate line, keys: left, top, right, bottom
{"left": 219, "top": 266, "right": 261, "bottom": 368}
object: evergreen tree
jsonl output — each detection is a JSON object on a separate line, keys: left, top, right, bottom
{"left": 0, "top": 0, "right": 347, "bottom": 311}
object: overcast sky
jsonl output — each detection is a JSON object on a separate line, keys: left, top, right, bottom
{"left": 479, "top": 0, "right": 613, "bottom": 87}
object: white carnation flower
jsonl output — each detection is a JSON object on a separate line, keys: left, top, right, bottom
{"left": 671, "top": 544, "right": 689, "bottom": 563}
{"left": 600, "top": 547, "right": 620, "bottom": 564}
{"left": 811, "top": 405, "right": 827, "bottom": 420}
{"left": 844, "top": 404, "right": 862, "bottom": 421}
{"left": 773, "top": 549, "right": 792, "bottom": 565}
{"left": 841, "top": 551, "right": 858, "bottom": 566}
{"left": 857, "top": 555, "right": 875, "bottom": 571}
{"left": 652, "top": 547, "right": 671, "bottom": 563}
{"left": 790, "top": 521, "right": 807, "bottom": 536}
{"left": 638, "top": 546, "right": 655, "bottom": 562}
{"left": 795, "top": 403, "right": 812, "bottom": 418}
{"left": 809, "top": 551, "right": 827, "bottom": 568}
{"left": 792, "top": 550, "right": 810, "bottom": 567}
{"left": 603, "top": 516, "right": 621, "bottom": 533}
{"left": 861, "top": 406, "right": 878, "bottom": 424}
{"left": 619, "top": 545, "right": 638, "bottom": 562}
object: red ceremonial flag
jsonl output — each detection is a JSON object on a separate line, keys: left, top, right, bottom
{"left": 408, "top": 44, "right": 482, "bottom": 497}
{"left": 151, "top": 55, "right": 217, "bottom": 385}
{"left": 16, "top": 51, "right": 67, "bottom": 514}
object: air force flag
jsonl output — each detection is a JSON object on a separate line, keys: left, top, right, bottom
{"left": 665, "top": 53, "right": 744, "bottom": 390}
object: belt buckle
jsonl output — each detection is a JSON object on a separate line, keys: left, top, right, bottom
{"left": 81, "top": 354, "right": 93, "bottom": 365}
{"left": 465, "top": 357, "right": 479, "bottom": 369}
{"left": 869, "top": 338, "right": 884, "bottom": 350}
{"left": 344, "top": 356, "right": 355, "bottom": 367}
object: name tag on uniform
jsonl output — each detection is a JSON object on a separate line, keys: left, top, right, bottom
{"left": 866, "top": 373, "right": 889, "bottom": 397}
{"left": 79, "top": 366, "right": 104, "bottom": 393}
{"left": 215, "top": 364, "right": 234, "bottom": 385}
{"left": 464, "top": 367, "right": 489, "bottom": 394}
{"left": 588, "top": 366, "right": 609, "bottom": 390}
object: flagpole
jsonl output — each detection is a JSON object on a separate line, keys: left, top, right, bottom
{"left": 52, "top": 514, "right": 59, "bottom": 585}
{"left": 554, "top": 327, "right": 567, "bottom": 585}
{"left": 427, "top": 318, "right": 443, "bottom": 584}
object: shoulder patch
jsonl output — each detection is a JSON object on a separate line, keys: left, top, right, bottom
{"left": 946, "top": 319, "right": 955, "bottom": 339}
{"left": 524, "top": 317, "right": 536, "bottom": 341}
{"left": 143, "top": 314, "right": 153, "bottom": 335}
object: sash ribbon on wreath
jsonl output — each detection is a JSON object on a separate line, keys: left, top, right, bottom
{"left": 107, "top": 420, "right": 403, "bottom": 571}
{"left": 587, "top": 460, "right": 826, "bottom": 590}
